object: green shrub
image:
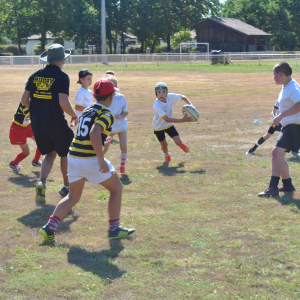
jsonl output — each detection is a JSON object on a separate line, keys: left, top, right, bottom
{"left": 154, "top": 45, "right": 168, "bottom": 53}
{"left": 126, "top": 45, "right": 141, "bottom": 54}
{"left": 33, "top": 43, "right": 51, "bottom": 55}
{"left": 1, "top": 44, "right": 26, "bottom": 55}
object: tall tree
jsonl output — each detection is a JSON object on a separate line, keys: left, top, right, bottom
{"left": 222, "top": 0, "right": 299, "bottom": 51}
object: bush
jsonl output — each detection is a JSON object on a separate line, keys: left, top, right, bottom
{"left": 33, "top": 43, "right": 51, "bottom": 55}
{"left": 154, "top": 45, "right": 168, "bottom": 53}
{"left": 0, "top": 44, "right": 27, "bottom": 55}
{"left": 126, "top": 45, "right": 141, "bottom": 54}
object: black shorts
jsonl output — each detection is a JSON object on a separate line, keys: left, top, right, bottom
{"left": 34, "top": 128, "right": 74, "bottom": 157}
{"left": 276, "top": 124, "right": 300, "bottom": 152}
{"left": 154, "top": 125, "right": 179, "bottom": 142}
{"left": 268, "top": 123, "right": 282, "bottom": 134}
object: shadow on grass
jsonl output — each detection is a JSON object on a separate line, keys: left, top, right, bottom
{"left": 273, "top": 193, "right": 300, "bottom": 211}
{"left": 156, "top": 162, "right": 206, "bottom": 176}
{"left": 7, "top": 171, "right": 40, "bottom": 188}
{"left": 287, "top": 155, "right": 300, "bottom": 163}
{"left": 67, "top": 239, "right": 126, "bottom": 281}
{"left": 17, "top": 204, "right": 78, "bottom": 230}
{"left": 119, "top": 174, "right": 132, "bottom": 185}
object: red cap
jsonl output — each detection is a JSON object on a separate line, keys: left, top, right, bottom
{"left": 93, "top": 79, "right": 118, "bottom": 97}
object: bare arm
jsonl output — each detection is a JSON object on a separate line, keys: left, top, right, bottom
{"left": 115, "top": 112, "right": 128, "bottom": 120}
{"left": 75, "top": 105, "right": 85, "bottom": 112}
{"left": 21, "top": 90, "right": 31, "bottom": 108}
{"left": 90, "top": 124, "right": 109, "bottom": 173}
{"left": 59, "top": 93, "right": 79, "bottom": 126}
{"left": 271, "top": 107, "right": 278, "bottom": 119}
{"left": 182, "top": 95, "right": 192, "bottom": 105}
{"left": 162, "top": 114, "right": 193, "bottom": 123}
{"left": 273, "top": 102, "right": 300, "bottom": 126}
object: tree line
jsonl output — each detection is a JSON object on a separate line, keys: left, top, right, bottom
{"left": 0, "top": 0, "right": 299, "bottom": 54}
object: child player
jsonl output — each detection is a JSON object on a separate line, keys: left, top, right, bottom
{"left": 39, "top": 79, "right": 136, "bottom": 243}
{"left": 74, "top": 69, "right": 93, "bottom": 118}
{"left": 246, "top": 101, "right": 282, "bottom": 155}
{"left": 9, "top": 101, "right": 42, "bottom": 172}
{"left": 153, "top": 82, "right": 194, "bottom": 161}
{"left": 103, "top": 75, "right": 128, "bottom": 174}
{"left": 258, "top": 62, "right": 300, "bottom": 197}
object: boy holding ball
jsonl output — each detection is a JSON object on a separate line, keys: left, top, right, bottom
{"left": 153, "top": 82, "right": 194, "bottom": 161}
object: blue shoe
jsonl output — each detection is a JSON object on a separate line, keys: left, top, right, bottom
{"left": 108, "top": 226, "right": 136, "bottom": 239}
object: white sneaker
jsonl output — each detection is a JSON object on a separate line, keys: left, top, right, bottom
{"left": 9, "top": 161, "right": 21, "bottom": 172}
{"left": 32, "top": 160, "right": 42, "bottom": 167}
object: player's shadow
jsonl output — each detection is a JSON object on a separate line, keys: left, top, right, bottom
{"left": 8, "top": 171, "right": 40, "bottom": 188}
{"left": 67, "top": 239, "right": 126, "bottom": 281}
{"left": 119, "top": 174, "right": 132, "bottom": 185}
{"left": 17, "top": 204, "right": 78, "bottom": 230}
{"left": 156, "top": 162, "right": 186, "bottom": 176}
{"left": 287, "top": 156, "right": 300, "bottom": 163}
{"left": 273, "top": 193, "right": 300, "bottom": 211}
{"left": 156, "top": 162, "right": 206, "bottom": 176}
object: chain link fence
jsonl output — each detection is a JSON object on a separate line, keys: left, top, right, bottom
{"left": 1, "top": 52, "right": 300, "bottom": 68}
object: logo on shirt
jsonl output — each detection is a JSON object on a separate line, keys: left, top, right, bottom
{"left": 33, "top": 77, "right": 55, "bottom": 91}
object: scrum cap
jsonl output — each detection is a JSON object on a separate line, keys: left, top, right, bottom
{"left": 155, "top": 82, "right": 168, "bottom": 96}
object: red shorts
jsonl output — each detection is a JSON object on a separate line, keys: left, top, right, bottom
{"left": 9, "top": 123, "right": 34, "bottom": 145}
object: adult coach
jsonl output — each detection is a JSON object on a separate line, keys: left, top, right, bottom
{"left": 258, "top": 62, "right": 300, "bottom": 197}
{"left": 21, "top": 44, "right": 79, "bottom": 204}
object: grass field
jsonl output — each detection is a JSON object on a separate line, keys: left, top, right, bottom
{"left": 1, "top": 63, "right": 300, "bottom": 299}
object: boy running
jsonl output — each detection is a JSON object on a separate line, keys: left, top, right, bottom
{"left": 258, "top": 62, "right": 300, "bottom": 197}
{"left": 39, "top": 79, "right": 136, "bottom": 243}
{"left": 153, "top": 82, "right": 194, "bottom": 161}
{"left": 103, "top": 75, "right": 128, "bottom": 174}
{"left": 75, "top": 69, "right": 93, "bottom": 118}
{"left": 9, "top": 102, "right": 42, "bottom": 172}
{"left": 246, "top": 101, "right": 282, "bottom": 155}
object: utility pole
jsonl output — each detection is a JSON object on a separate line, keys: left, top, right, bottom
{"left": 101, "top": 0, "right": 106, "bottom": 54}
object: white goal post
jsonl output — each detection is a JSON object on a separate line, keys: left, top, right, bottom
{"left": 179, "top": 42, "right": 209, "bottom": 61}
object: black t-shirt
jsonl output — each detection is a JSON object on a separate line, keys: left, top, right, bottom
{"left": 25, "top": 65, "right": 70, "bottom": 135}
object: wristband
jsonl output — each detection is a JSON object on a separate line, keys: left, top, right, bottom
{"left": 71, "top": 116, "right": 78, "bottom": 119}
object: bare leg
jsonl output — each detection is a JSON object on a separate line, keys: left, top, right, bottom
{"left": 118, "top": 131, "right": 127, "bottom": 153}
{"left": 172, "top": 135, "right": 183, "bottom": 146}
{"left": 272, "top": 146, "right": 287, "bottom": 177}
{"left": 60, "top": 156, "right": 69, "bottom": 186}
{"left": 52, "top": 178, "right": 86, "bottom": 220}
{"left": 40, "top": 151, "right": 57, "bottom": 183}
{"left": 19, "top": 143, "right": 30, "bottom": 156}
{"left": 262, "top": 132, "right": 272, "bottom": 140}
{"left": 100, "top": 173, "right": 123, "bottom": 220}
{"left": 160, "top": 139, "right": 168, "bottom": 154}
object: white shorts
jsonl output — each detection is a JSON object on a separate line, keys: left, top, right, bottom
{"left": 67, "top": 156, "right": 115, "bottom": 184}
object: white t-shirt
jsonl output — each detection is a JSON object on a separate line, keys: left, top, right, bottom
{"left": 277, "top": 79, "right": 300, "bottom": 127}
{"left": 75, "top": 87, "right": 94, "bottom": 118}
{"left": 109, "top": 92, "right": 128, "bottom": 133}
{"left": 152, "top": 93, "right": 182, "bottom": 130}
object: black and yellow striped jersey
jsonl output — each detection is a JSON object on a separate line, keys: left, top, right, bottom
{"left": 13, "top": 102, "right": 30, "bottom": 127}
{"left": 68, "top": 103, "right": 114, "bottom": 159}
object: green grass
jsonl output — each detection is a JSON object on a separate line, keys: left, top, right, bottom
{"left": 65, "top": 61, "right": 300, "bottom": 73}
{"left": 2, "top": 68, "right": 300, "bottom": 299}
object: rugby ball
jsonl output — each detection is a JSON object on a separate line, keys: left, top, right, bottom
{"left": 182, "top": 105, "right": 199, "bottom": 122}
